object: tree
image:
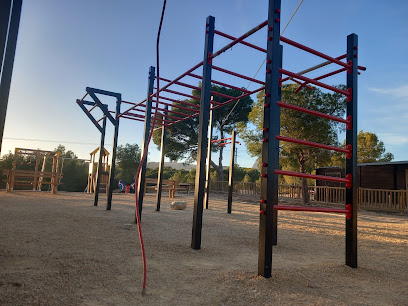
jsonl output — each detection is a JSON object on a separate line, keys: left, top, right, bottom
{"left": 55, "top": 145, "right": 88, "bottom": 192}
{"left": 241, "top": 84, "right": 347, "bottom": 204}
{"left": 0, "top": 151, "right": 14, "bottom": 189}
{"left": 357, "top": 131, "right": 394, "bottom": 163}
{"left": 115, "top": 143, "right": 141, "bottom": 185}
{"left": 332, "top": 130, "right": 394, "bottom": 165}
{"left": 153, "top": 84, "right": 253, "bottom": 181}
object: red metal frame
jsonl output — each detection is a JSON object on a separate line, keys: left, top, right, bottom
{"left": 275, "top": 169, "right": 351, "bottom": 188}
{"left": 280, "top": 53, "right": 365, "bottom": 85}
{"left": 279, "top": 68, "right": 350, "bottom": 97}
{"left": 217, "top": 140, "right": 241, "bottom": 147}
{"left": 121, "top": 100, "right": 137, "bottom": 105}
{"left": 294, "top": 67, "right": 347, "bottom": 93}
{"left": 160, "top": 88, "right": 200, "bottom": 101}
{"left": 211, "top": 20, "right": 268, "bottom": 59}
{"left": 157, "top": 95, "right": 200, "bottom": 108}
{"left": 212, "top": 65, "right": 264, "bottom": 85}
{"left": 188, "top": 73, "right": 251, "bottom": 93}
{"left": 210, "top": 86, "right": 265, "bottom": 111}
{"left": 280, "top": 36, "right": 351, "bottom": 69}
{"left": 290, "top": 78, "right": 314, "bottom": 91}
{"left": 277, "top": 101, "right": 350, "bottom": 125}
{"left": 126, "top": 102, "right": 191, "bottom": 118}
{"left": 273, "top": 205, "right": 352, "bottom": 219}
{"left": 119, "top": 99, "right": 150, "bottom": 118}
{"left": 211, "top": 137, "right": 232, "bottom": 143}
{"left": 158, "top": 76, "right": 236, "bottom": 101}
{"left": 276, "top": 135, "right": 351, "bottom": 154}
{"left": 152, "top": 99, "right": 200, "bottom": 113}
{"left": 214, "top": 29, "right": 266, "bottom": 53}
{"left": 162, "top": 86, "right": 265, "bottom": 129}
{"left": 156, "top": 61, "right": 203, "bottom": 95}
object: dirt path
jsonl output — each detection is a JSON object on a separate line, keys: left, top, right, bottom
{"left": 0, "top": 191, "right": 407, "bottom": 305}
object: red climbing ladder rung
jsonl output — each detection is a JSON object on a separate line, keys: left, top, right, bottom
{"left": 212, "top": 66, "right": 265, "bottom": 85}
{"left": 280, "top": 36, "right": 351, "bottom": 69}
{"left": 277, "top": 101, "right": 351, "bottom": 126}
{"left": 279, "top": 68, "right": 350, "bottom": 97}
{"left": 275, "top": 169, "right": 352, "bottom": 188}
{"left": 276, "top": 135, "right": 351, "bottom": 154}
{"left": 273, "top": 205, "right": 352, "bottom": 219}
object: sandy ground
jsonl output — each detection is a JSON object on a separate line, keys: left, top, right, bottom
{"left": 0, "top": 190, "right": 407, "bottom": 305}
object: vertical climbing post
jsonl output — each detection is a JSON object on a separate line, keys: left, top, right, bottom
{"left": 136, "top": 66, "right": 155, "bottom": 221}
{"left": 345, "top": 33, "right": 358, "bottom": 268}
{"left": 191, "top": 16, "right": 214, "bottom": 250}
{"left": 156, "top": 105, "right": 168, "bottom": 211}
{"left": 227, "top": 131, "right": 236, "bottom": 214}
{"left": 0, "top": 0, "right": 12, "bottom": 76}
{"left": 8, "top": 147, "right": 18, "bottom": 191}
{"left": 94, "top": 117, "right": 106, "bottom": 206}
{"left": 33, "top": 153, "right": 40, "bottom": 191}
{"left": 106, "top": 95, "right": 121, "bottom": 210}
{"left": 204, "top": 102, "right": 214, "bottom": 209}
{"left": 0, "top": 0, "right": 22, "bottom": 155}
{"left": 258, "top": 0, "right": 281, "bottom": 278}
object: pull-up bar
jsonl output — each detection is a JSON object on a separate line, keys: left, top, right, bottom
{"left": 280, "top": 36, "right": 350, "bottom": 69}
{"left": 154, "top": 95, "right": 200, "bottom": 109}
{"left": 211, "top": 20, "right": 268, "bottom": 59}
{"left": 188, "top": 72, "right": 251, "bottom": 94}
{"left": 212, "top": 66, "right": 265, "bottom": 85}
{"left": 214, "top": 29, "right": 266, "bottom": 53}
{"left": 157, "top": 76, "right": 236, "bottom": 100}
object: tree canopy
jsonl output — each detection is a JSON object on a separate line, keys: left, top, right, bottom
{"left": 153, "top": 84, "right": 253, "bottom": 180}
{"left": 115, "top": 143, "right": 141, "bottom": 185}
{"left": 55, "top": 145, "right": 88, "bottom": 192}
{"left": 332, "top": 130, "right": 394, "bottom": 165}
{"left": 357, "top": 131, "right": 394, "bottom": 163}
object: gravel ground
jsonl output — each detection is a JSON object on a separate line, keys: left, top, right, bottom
{"left": 0, "top": 190, "right": 407, "bottom": 305}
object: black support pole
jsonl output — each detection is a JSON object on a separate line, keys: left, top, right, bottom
{"left": 156, "top": 105, "right": 168, "bottom": 211}
{"left": 258, "top": 0, "right": 281, "bottom": 278}
{"left": 204, "top": 102, "right": 213, "bottom": 209}
{"left": 345, "top": 33, "right": 358, "bottom": 268}
{"left": 0, "top": 0, "right": 12, "bottom": 76}
{"left": 94, "top": 117, "right": 106, "bottom": 206}
{"left": 272, "top": 44, "right": 283, "bottom": 243}
{"left": 191, "top": 16, "right": 214, "bottom": 250}
{"left": 0, "top": 0, "right": 22, "bottom": 155}
{"left": 106, "top": 94, "right": 121, "bottom": 210}
{"left": 136, "top": 66, "right": 155, "bottom": 221}
{"left": 227, "top": 131, "right": 236, "bottom": 214}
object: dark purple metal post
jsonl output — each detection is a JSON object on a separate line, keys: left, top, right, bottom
{"left": 204, "top": 103, "right": 213, "bottom": 210}
{"left": 136, "top": 66, "right": 155, "bottom": 221}
{"left": 345, "top": 33, "right": 358, "bottom": 268}
{"left": 0, "top": 0, "right": 22, "bottom": 155}
{"left": 191, "top": 16, "right": 214, "bottom": 250}
{"left": 227, "top": 131, "right": 236, "bottom": 214}
{"left": 258, "top": 0, "right": 281, "bottom": 278}
{"left": 156, "top": 105, "right": 168, "bottom": 211}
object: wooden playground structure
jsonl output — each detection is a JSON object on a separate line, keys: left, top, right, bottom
{"left": 3, "top": 148, "right": 63, "bottom": 193}
{"left": 87, "top": 147, "right": 110, "bottom": 194}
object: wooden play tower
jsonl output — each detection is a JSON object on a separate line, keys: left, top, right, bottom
{"left": 87, "top": 147, "right": 110, "bottom": 194}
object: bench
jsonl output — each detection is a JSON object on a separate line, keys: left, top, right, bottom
{"left": 144, "top": 178, "right": 180, "bottom": 198}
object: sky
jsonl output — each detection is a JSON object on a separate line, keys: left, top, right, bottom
{"left": 2, "top": 0, "right": 408, "bottom": 169}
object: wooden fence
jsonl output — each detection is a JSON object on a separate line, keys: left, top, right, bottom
{"left": 207, "top": 181, "right": 407, "bottom": 214}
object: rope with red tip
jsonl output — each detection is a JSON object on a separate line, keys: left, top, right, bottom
{"left": 134, "top": 0, "right": 167, "bottom": 295}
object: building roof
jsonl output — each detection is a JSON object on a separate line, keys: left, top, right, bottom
{"left": 357, "top": 160, "right": 408, "bottom": 167}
